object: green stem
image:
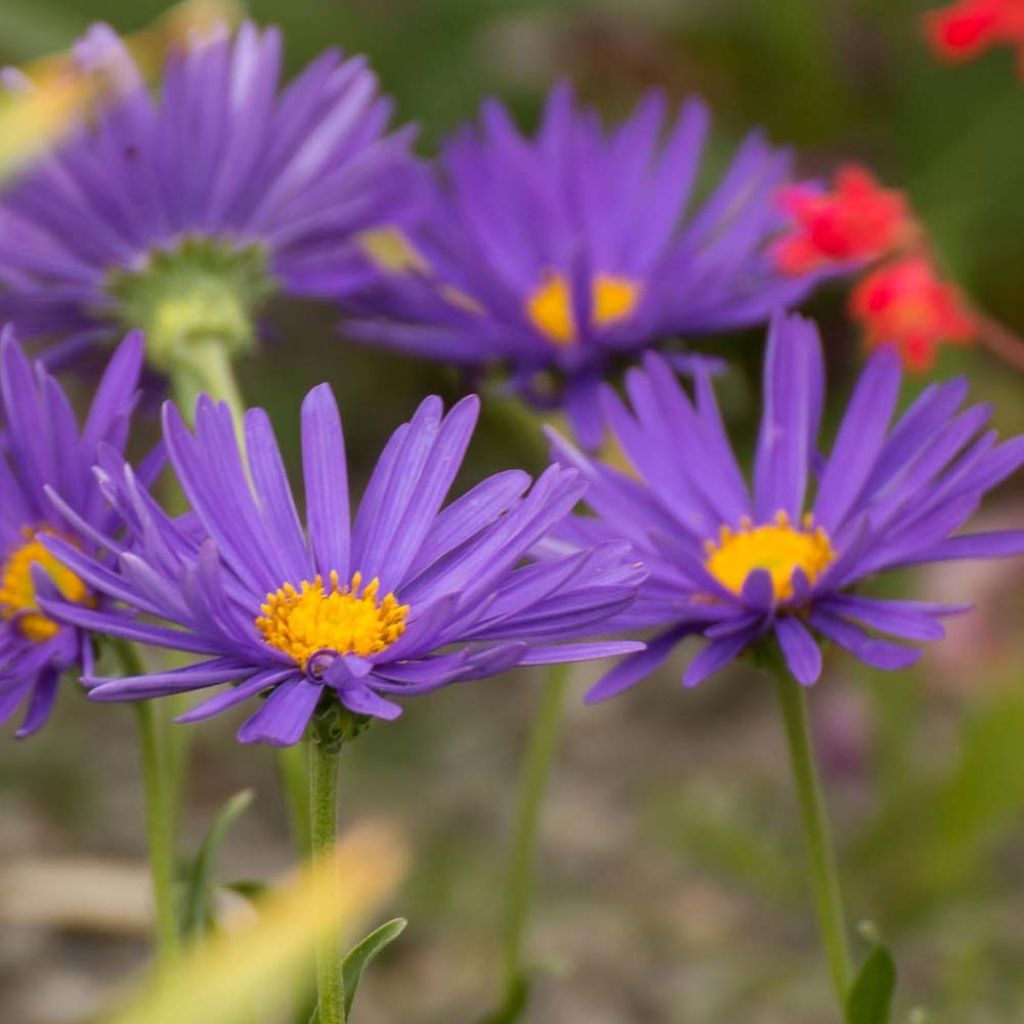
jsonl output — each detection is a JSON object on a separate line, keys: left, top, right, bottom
{"left": 773, "top": 670, "right": 853, "bottom": 1006}
{"left": 500, "top": 661, "right": 572, "bottom": 1008}
{"left": 114, "top": 640, "right": 180, "bottom": 964}
{"left": 169, "top": 338, "right": 247, "bottom": 426}
{"left": 309, "top": 737, "right": 345, "bottom": 1024}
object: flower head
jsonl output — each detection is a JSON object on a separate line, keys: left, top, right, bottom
{"left": 0, "top": 327, "right": 145, "bottom": 736}
{"left": 0, "top": 21, "right": 418, "bottom": 372}
{"left": 926, "top": 0, "right": 1024, "bottom": 70}
{"left": 850, "top": 257, "right": 977, "bottom": 371}
{"left": 41, "top": 386, "right": 646, "bottom": 745}
{"left": 772, "top": 165, "right": 915, "bottom": 275}
{"left": 348, "top": 85, "right": 817, "bottom": 446}
{"left": 545, "top": 312, "right": 1024, "bottom": 699}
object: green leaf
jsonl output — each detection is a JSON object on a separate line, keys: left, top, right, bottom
{"left": 845, "top": 944, "right": 897, "bottom": 1024}
{"left": 341, "top": 917, "right": 407, "bottom": 1018}
{"left": 180, "top": 789, "right": 254, "bottom": 938}
{"left": 221, "top": 880, "right": 269, "bottom": 903}
{"left": 475, "top": 975, "right": 530, "bottom": 1024}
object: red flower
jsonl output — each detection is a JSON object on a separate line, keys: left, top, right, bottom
{"left": 926, "top": 0, "right": 1024, "bottom": 68}
{"left": 849, "top": 258, "right": 977, "bottom": 371}
{"left": 772, "top": 165, "right": 914, "bottom": 275}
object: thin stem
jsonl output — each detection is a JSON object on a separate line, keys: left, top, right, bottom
{"left": 972, "top": 309, "right": 1024, "bottom": 374}
{"left": 169, "top": 338, "right": 248, "bottom": 426}
{"left": 501, "top": 661, "right": 572, "bottom": 1006}
{"left": 309, "top": 737, "right": 345, "bottom": 1024}
{"left": 773, "top": 670, "right": 853, "bottom": 1006}
{"left": 114, "top": 640, "right": 180, "bottom": 964}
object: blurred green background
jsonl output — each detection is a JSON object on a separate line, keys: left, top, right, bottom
{"left": 2, "top": 1, "right": 1024, "bottom": 1022}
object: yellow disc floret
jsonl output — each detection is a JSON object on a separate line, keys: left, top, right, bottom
{"left": 526, "top": 271, "right": 642, "bottom": 346}
{"left": 0, "top": 528, "right": 89, "bottom": 642}
{"left": 256, "top": 571, "right": 409, "bottom": 670}
{"left": 703, "top": 511, "right": 836, "bottom": 602}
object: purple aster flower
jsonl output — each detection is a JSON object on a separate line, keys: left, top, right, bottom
{"left": 544, "top": 312, "right": 1024, "bottom": 699}
{"left": 40, "top": 386, "right": 646, "bottom": 746}
{"left": 0, "top": 327, "right": 146, "bottom": 736}
{"left": 347, "top": 84, "right": 818, "bottom": 446}
{"left": 0, "top": 21, "right": 418, "bottom": 371}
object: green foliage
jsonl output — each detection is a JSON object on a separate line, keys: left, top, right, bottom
{"left": 341, "top": 918, "right": 407, "bottom": 1019}
{"left": 845, "top": 941, "right": 897, "bottom": 1024}
{"left": 180, "top": 789, "right": 254, "bottom": 939}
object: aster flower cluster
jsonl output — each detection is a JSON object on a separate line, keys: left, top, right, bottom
{"left": 0, "top": 12, "right": 1022, "bottom": 1024}
{"left": 772, "top": 164, "right": 977, "bottom": 370}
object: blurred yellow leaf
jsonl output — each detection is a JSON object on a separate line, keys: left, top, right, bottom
{"left": 0, "top": 0, "right": 242, "bottom": 182}
{"left": 103, "top": 819, "right": 408, "bottom": 1024}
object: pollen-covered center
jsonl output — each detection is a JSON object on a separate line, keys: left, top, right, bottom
{"left": 526, "top": 271, "right": 641, "bottom": 346}
{"left": 256, "top": 571, "right": 409, "bottom": 669}
{"left": 703, "top": 512, "right": 836, "bottom": 602}
{"left": 0, "top": 529, "right": 89, "bottom": 642}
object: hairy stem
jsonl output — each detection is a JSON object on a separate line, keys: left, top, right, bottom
{"left": 309, "top": 737, "right": 345, "bottom": 1023}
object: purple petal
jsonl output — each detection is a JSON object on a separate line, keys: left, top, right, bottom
{"left": 301, "top": 384, "right": 350, "bottom": 580}
{"left": 775, "top": 616, "right": 822, "bottom": 686}
{"left": 236, "top": 677, "right": 323, "bottom": 746}
{"left": 585, "top": 626, "right": 691, "bottom": 703}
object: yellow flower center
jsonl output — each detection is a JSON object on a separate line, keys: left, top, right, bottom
{"left": 256, "top": 571, "right": 409, "bottom": 670}
{"left": 0, "top": 529, "right": 89, "bottom": 642}
{"left": 526, "top": 271, "right": 641, "bottom": 346}
{"left": 703, "top": 512, "right": 836, "bottom": 602}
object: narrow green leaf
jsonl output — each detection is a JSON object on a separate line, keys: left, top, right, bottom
{"left": 476, "top": 975, "right": 530, "bottom": 1024}
{"left": 222, "top": 880, "right": 269, "bottom": 902}
{"left": 845, "top": 944, "right": 897, "bottom": 1024}
{"left": 341, "top": 917, "right": 407, "bottom": 1018}
{"left": 181, "top": 789, "right": 254, "bottom": 938}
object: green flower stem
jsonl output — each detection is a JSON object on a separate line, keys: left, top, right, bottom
{"left": 168, "top": 337, "right": 247, "bottom": 427}
{"left": 501, "top": 661, "right": 572, "bottom": 1007}
{"left": 309, "top": 736, "right": 346, "bottom": 1024}
{"left": 114, "top": 640, "right": 180, "bottom": 964}
{"left": 773, "top": 670, "right": 853, "bottom": 1006}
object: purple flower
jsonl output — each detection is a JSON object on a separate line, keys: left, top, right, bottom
{"left": 41, "top": 387, "right": 646, "bottom": 746}
{"left": 0, "top": 328, "right": 145, "bottom": 736}
{"left": 545, "top": 312, "right": 1024, "bottom": 699}
{"left": 0, "top": 21, "right": 418, "bottom": 368}
{"left": 347, "top": 84, "right": 818, "bottom": 446}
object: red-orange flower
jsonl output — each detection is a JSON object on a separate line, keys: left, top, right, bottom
{"left": 772, "top": 165, "right": 914, "bottom": 275}
{"left": 926, "top": 0, "right": 1024, "bottom": 68}
{"left": 849, "top": 258, "right": 977, "bottom": 371}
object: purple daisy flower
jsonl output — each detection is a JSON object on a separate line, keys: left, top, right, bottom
{"left": 348, "top": 84, "right": 818, "bottom": 446}
{"left": 0, "top": 327, "right": 146, "bottom": 736}
{"left": 40, "top": 386, "right": 646, "bottom": 746}
{"left": 544, "top": 312, "right": 1024, "bottom": 699}
{"left": 0, "top": 21, "right": 418, "bottom": 369}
